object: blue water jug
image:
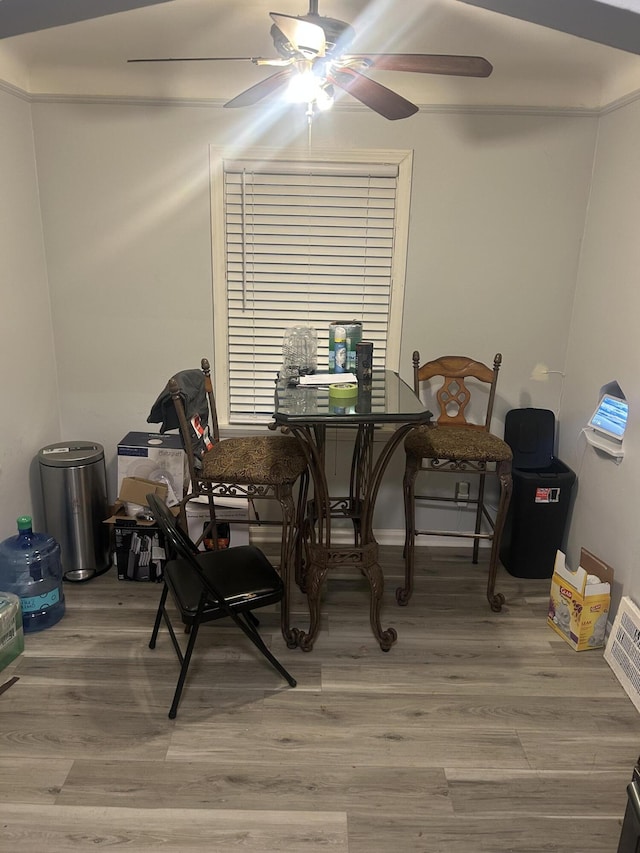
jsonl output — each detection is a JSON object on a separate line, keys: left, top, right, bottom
{"left": 0, "top": 516, "right": 65, "bottom": 632}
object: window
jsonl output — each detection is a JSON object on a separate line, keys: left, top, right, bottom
{"left": 210, "top": 148, "right": 413, "bottom": 425}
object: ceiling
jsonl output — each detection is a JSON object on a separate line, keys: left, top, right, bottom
{"left": 2, "top": 0, "right": 640, "bottom": 111}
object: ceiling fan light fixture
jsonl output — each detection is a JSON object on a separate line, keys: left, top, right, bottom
{"left": 286, "top": 65, "right": 333, "bottom": 110}
{"left": 316, "top": 83, "right": 334, "bottom": 111}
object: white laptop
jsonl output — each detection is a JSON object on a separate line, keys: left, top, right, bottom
{"left": 588, "top": 394, "right": 629, "bottom": 443}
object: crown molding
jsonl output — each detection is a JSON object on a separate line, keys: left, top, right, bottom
{"left": 0, "top": 77, "right": 30, "bottom": 101}
{"left": 600, "top": 86, "right": 640, "bottom": 115}
{"left": 3, "top": 76, "right": 640, "bottom": 117}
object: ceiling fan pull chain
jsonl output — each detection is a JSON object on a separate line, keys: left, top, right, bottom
{"left": 306, "top": 104, "right": 314, "bottom": 146}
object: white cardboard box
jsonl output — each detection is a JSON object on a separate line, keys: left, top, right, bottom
{"left": 185, "top": 496, "right": 250, "bottom": 549}
{"left": 117, "top": 432, "right": 188, "bottom": 506}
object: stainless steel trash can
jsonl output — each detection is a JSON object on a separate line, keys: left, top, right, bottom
{"left": 38, "top": 441, "right": 110, "bottom": 582}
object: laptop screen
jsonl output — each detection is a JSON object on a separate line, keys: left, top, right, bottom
{"left": 589, "top": 394, "right": 629, "bottom": 441}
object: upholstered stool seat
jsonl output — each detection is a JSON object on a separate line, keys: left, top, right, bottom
{"left": 201, "top": 435, "right": 307, "bottom": 485}
{"left": 405, "top": 425, "right": 513, "bottom": 464}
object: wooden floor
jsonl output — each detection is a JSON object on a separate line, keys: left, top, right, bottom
{"left": 0, "top": 545, "right": 637, "bottom": 852}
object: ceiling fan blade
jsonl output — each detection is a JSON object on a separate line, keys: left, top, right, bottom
{"left": 223, "top": 69, "right": 292, "bottom": 108}
{"left": 128, "top": 56, "right": 288, "bottom": 65}
{"left": 344, "top": 54, "right": 493, "bottom": 77}
{"left": 329, "top": 68, "right": 418, "bottom": 120}
{"left": 270, "top": 12, "right": 326, "bottom": 57}
{"left": 0, "top": 0, "right": 173, "bottom": 39}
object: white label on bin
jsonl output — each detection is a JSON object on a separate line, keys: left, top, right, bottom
{"left": 535, "top": 487, "right": 560, "bottom": 503}
{"left": 42, "top": 445, "right": 97, "bottom": 455}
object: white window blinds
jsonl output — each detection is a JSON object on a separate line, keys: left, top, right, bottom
{"left": 211, "top": 150, "right": 413, "bottom": 425}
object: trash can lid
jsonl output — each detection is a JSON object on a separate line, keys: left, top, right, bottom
{"left": 38, "top": 441, "right": 104, "bottom": 467}
{"left": 504, "top": 408, "right": 555, "bottom": 470}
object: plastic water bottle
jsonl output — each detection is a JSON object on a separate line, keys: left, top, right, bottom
{"left": 0, "top": 516, "right": 65, "bottom": 633}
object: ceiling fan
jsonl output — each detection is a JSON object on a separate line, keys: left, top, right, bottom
{"left": 129, "top": 0, "right": 493, "bottom": 121}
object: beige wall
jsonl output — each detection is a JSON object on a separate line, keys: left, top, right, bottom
{"left": 0, "top": 87, "right": 60, "bottom": 539}
{"left": 27, "top": 100, "right": 597, "bottom": 534}
{"left": 560, "top": 98, "right": 640, "bottom": 610}
{"left": 13, "top": 85, "right": 640, "bottom": 608}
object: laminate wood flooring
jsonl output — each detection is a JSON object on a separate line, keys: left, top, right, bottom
{"left": 0, "top": 546, "right": 637, "bottom": 852}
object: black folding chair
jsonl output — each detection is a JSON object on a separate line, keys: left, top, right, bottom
{"left": 147, "top": 493, "right": 296, "bottom": 719}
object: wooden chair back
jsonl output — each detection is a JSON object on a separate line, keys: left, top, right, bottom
{"left": 412, "top": 352, "right": 502, "bottom": 431}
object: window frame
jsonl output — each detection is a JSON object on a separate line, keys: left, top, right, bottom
{"left": 210, "top": 146, "right": 414, "bottom": 426}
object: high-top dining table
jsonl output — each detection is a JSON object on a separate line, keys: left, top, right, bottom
{"left": 272, "top": 369, "right": 432, "bottom": 652}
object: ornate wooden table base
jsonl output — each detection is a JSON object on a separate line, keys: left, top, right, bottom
{"left": 293, "top": 541, "right": 397, "bottom": 652}
{"left": 274, "top": 370, "right": 432, "bottom": 652}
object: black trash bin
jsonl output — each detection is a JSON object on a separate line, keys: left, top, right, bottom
{"left": 500, "top": 408, "right": 576, "bottom": 579}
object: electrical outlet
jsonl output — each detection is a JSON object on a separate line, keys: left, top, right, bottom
{"left": 455, "top": 481, "right": 470, "bottom": 506}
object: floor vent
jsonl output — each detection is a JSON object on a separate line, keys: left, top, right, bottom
{"left": 604, "top": 596, "right": 640, "bottom": 713}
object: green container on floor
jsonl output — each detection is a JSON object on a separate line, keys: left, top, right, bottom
{"left": 0, "top": 591, "right": 24, "bottom": 673}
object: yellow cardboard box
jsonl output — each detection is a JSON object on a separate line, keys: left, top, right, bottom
{"left": 547, "top": 548, "right": 613, "bottom": 651}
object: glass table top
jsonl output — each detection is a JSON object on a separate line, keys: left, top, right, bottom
{"left": 273, "top": 369, "right": 433, "bottom": 425}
